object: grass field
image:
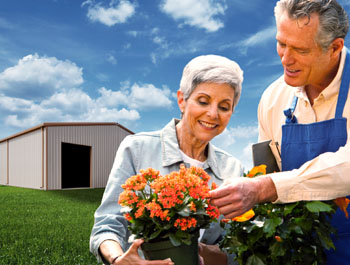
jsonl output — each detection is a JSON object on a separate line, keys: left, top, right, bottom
{"left": 0, "top": 185, "right": 105, "bottom": 265}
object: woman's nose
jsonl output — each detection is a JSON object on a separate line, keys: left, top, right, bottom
{"left": 207, "top": 106, "right": 218, "bottom": 119}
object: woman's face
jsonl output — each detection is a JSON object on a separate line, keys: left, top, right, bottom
{"left": 178, "top": 82, "right": 235, "bottom": 143}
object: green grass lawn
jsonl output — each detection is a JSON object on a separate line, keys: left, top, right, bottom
{"left": 0, "top": 185, "right": 105, "bottom": 265}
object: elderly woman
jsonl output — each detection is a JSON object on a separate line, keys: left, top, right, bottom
{"left": 90, "top": 55, "right": 244, "bottom": 265}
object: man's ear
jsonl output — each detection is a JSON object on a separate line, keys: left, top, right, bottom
{"left": 177, "top": 90, "right": 185, "bottom": 113}
{"left": 330, "top": 38, "right": 344, "bottom": 58}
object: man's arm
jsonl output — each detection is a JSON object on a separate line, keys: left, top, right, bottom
{"left": 209, "top": 175, "right": 277, "bottom": 219}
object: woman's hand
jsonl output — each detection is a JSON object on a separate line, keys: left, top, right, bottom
{"left": 111, "top": 239, "right": 174, "bottom": 265}
{"left": 198, "top": 243, "right": 227, "bottom": 265}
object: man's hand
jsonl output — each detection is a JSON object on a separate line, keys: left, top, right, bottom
{"left": 209, "top": 176, "right": 277, "bottom": 219}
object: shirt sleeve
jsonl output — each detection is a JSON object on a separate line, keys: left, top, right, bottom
{"left": 270, "top": 138, "right": 350, "bottom": 203}
{"left": 89, "top": 135, "right": 137, "bottom": 262}
{"left": 257, "top": 79, "right": 350, "bottom": 203}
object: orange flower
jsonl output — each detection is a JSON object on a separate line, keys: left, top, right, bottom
{"left": 334, "top": 197, "right": 350, "bottom": 219}
{"left": 118, "top": 165, "right": 220, "bottom": 243}
{"left": 232, "top": 209, "right": 255, "bottom": 222}
{"left": 275, "top": 235, "right": 282, "bottom": 242}
{"left": 189, "top": 201, "right": 197, "bottom": 212}
{"left": 174, "top": 217, "right": 197, "bottom": 231}
{"left": 206, "top": 203, "right": 220, "bottom": 219}
{"left": 246, "top": 165, "right": 267, "bottom": 178}
{"left": 118, "top": 190, "right": 139, "bottom": 206}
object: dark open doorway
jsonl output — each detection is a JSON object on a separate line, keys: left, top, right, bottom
{"left": 61, "top": 142, "right": 91, "bottom": 189}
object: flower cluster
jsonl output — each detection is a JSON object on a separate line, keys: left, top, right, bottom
{"left": 119, "top": 165, "right": 220, "bottom": 246}
{"left": 220, "top": 165, "right": 349, "bottom": 265}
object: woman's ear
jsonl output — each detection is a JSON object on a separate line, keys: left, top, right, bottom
{"left": 177, "top": 90, "right": 185, "bottom": 113}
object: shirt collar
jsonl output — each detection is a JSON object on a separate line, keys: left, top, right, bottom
{"left": 160, "top": 118, "right": 221, "bottom": 177}
{"left": 321, "top": 46, "right": 346, "bottom": 100}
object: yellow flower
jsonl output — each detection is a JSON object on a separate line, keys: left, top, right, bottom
{"left": 232, "top": 209, "right": 255, "bottom": 222}
{"left": 246, "top": 164, "right": 267, "bottom": 178}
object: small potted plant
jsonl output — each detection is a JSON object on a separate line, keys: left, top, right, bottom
{"left": 118, "top": 165, "right": 220, "bottom": 265}
{"left": 219, "top": 165, "right": 349, "bottom": 265}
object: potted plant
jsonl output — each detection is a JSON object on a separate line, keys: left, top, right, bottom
{"left": 219, "top": 165, "right": 350, "bottom": 265}
{"left": 118, "top": 165, "right": 220, "bottom": 265}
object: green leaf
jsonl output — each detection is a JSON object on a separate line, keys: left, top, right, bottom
{"left": 178, "top": 207, "right": 191, "bottom": 217}
{"left": 305, "top": 201, "right": 332, "bottom": 213}
{"left": 316, "top": 230, "right": 335, "bottom": 250}
{"left": 149, "top": 229, "right": 162, "bottom": 240}
{"left": 263, "top": 217, "right": 283, "bottom": 237}
{"left": 293, "top": 217, "right": 312, "bottom": 232}
{"left": 169, "top": 234, "right": 181, "bottom": 247}
{"left": 269, "top": 241, "right": 286, "bottom": 257}
{"left": 246, "top": 254, "right": 266, "bottom": 265}
{"left": 283, "top": 202, "right": 298, "bottom": 215}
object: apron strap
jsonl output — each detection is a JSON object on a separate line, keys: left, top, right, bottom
{"left": 284, "top": 96, "right": 298, "bottom": 124}
{"left": 335, "top": 48, "right": 350, "bottom": 118}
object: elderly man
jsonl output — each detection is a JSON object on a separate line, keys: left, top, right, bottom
{"left": 211, "top": 0, "right": 350, "bottom": 263}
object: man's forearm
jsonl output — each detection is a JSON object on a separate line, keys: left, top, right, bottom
{"left": 254, "top": 176, "right": 278, "bottom": 203}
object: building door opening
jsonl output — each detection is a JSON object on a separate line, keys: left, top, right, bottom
{"left": 61, "top": 142, "right": 91, "bottom": 189}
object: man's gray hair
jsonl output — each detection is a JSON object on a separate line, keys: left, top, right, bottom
{"left": 179, "top": 55, "right": 243, "bottom": 111}
{"left": 275, "top": 0, "right": 349, "bottom": 50}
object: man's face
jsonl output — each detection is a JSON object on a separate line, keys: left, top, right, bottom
{"left": 276, "top": 12, "right": 335, "bottom": 90}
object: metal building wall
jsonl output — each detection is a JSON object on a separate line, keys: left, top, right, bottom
{"left": 0, "top": 141, "right": 7, "bottom": 185}
{"left": 7, "top": 129, "right": 43, "bottom": 189}
{"left": 47, "top": 125, "right": 130, "bottom": 190}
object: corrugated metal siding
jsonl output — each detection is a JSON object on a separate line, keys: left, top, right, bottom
{"left": 47, "top": 125, "right": 130, "bottom": 190}
{"left": 0, "top": 141, "right": 7, "bottom": 185}
{"left": 8, "top": 129, "right": 43, "bottom": 189}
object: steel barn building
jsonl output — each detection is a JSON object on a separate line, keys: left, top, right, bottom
{"left": 0, "top": 122, "right": 133, "bottom": 190}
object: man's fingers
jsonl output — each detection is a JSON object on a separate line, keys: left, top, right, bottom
{"left": 209, "top": 184, "right": 233, "bottom": 199}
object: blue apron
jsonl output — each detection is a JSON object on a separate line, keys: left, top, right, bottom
{"left": 281, "top": 48, "right": 350, "bottom": 264}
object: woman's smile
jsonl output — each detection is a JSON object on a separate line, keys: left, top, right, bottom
{"left": 198, "top": 120, "right": 218, "bottom": 129}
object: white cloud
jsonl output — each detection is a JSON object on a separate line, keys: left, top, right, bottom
{"left": 0, "top": 54, "right": 83, "bottom": 99}
{"left": 160, "top": 0, "right": 226, "bottom": 32}
{"left": 237, "top": 25, "right": 276, "bottom": 55}
{"left": 212, "top": 125, "right": 258, "bottom": 170}
{"left": 127, "top": 30, "right": 138, "bottom": 37}
{"left": 97, "top": 83, "right": 173, "bottom": 110}
{"left": 240, "top": 25, "right": 276, "bottom": 47}
{"left": 41, "top": 89, "right": 93, "bottom": 115}
{"left": 106, "top": 54, "right": 117, "bottom": 65}
{"left": 0, "top": 17, "right": 14, "bottom": 29}
{"left": 241, "top": 142, "right": 254, "bottom": 170}
{"left": 0, "top": 89, "right": 141, "bottom": 129}
{"left": 0, "top": 54, "right": 174, "bottom": 131}
{"left": 84, "top": 107, "right": 140, "bottom": 122}
{"left": 129, "top": 83, "right": 173, "bottom": 109}
{"left": 84, "top": 0, "right": 136, "bottom": 26}
{"left": 97, "top": 86, "right": 129, "bottom": 107}
{"left": 213, "top": 125, "right": 259, "bottom": 146}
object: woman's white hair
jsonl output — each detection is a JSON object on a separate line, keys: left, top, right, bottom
{"left": 179, "top": 55, "right": 243, "bottom": 110}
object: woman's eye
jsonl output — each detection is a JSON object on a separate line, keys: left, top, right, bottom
{"left": 198, "top": 101, "right": 208, "bottom": 105}
{"left": 219, "top": 103, "right": 231, "bottom": 111}
{"left": 219, "top": 106, "right": 229, "bottom": 111}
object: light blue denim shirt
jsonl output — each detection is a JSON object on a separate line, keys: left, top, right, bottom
{"left": 90, "top": 119, "right": 243, "bottom": 264}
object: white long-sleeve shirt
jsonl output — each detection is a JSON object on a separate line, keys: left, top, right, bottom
{"left": 258, "top": 47, "right": 350, "bottom": 203}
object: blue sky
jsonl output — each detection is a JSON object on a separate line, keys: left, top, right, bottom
{"left": 1, "top": 0, "right": 350, "bottom": 169}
